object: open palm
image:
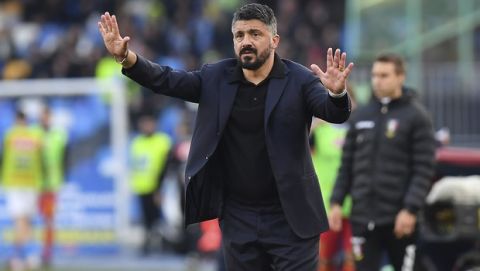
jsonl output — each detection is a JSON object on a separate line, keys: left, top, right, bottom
{"left": 310, "top": 48, "right": 354, "bottom": 94}
{"left": 98, "top": 12, "right": 130, "bottom": 59}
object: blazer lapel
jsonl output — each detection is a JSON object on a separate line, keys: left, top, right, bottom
{"left": 264, "top": 71, "right": 289, "bottom": 126}
{"left": 218, "top": 59, "right": 289, "bottom": 133}
{"left": 218, "top": 69, "right": 238, "bottom": 134}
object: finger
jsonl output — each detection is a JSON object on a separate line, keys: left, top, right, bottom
{"left": 339, "top": 52, "right": 346, "bottom": 69}
{"left": 98, "top": 22, "right": 106, "bottom": 36}
{"left": 310, "top": 64, "right": 325, "bottom": 77}
{"left": 333, "top": 49, "right": 340, "bottom": 68}
{"left": 101, "top": 13, "right": 110, "bottom": 32}
{"left": 111, "top": 15, "right": 120, "bottom": 37}
{"left": 100, "top": 15, "right": 109, "bottom": 32}
{"left": 326, "top": 48, "right": 333, "bottom": 69}
{"left": 342, "top": 62, "right": 354, "bottom": 79}
{"left": 310, "top": 64, "right": 327, "bottom": 83}
{"left": 105, "top": 12, "right": 113, "bottom": 32}
{"left": 121, "top": 36, "right": 130, "bottom": 50}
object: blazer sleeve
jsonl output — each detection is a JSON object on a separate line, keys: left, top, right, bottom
{"left": 122, "top": 54, "right": 202, "bottom": 103}
{"left": 302, "top": 75, "right": 351, "bottom": 123}
{"left": 403, "top": 106, "right": 436, "bottom": 214}
{"left": 330, "top": 120, "right": 356, "bottom": 206}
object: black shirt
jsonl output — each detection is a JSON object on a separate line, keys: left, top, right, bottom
{"left": 218, "top": 54, "right": 285, "bottom": 206}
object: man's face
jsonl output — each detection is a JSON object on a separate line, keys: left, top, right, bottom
{"left": 139, "top": 117, "right": 156, "bottom": 135}
{"left": 371, "top": 62, "right": 405, "bottom": 99}
{"left": 232, "top": 19, "right": 279, "bottom": 70}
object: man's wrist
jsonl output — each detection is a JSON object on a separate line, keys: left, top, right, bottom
{"left": 117, "top": 50, "right": 137, "bottom": 69}
{"left": 328, "top": 88, "right": 347, "bottom": 98}
{"left": 114, "top": 50, "right": 129, "bottom": 64}
{"left": 404, "top": 206, "right": 419, "bottom": 215}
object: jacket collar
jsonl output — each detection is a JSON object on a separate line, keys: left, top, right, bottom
{"left": 373, "top": 86, "right": 414, "bottom": 106}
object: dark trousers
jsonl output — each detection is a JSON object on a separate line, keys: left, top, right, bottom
{"left": 220, "top": 200, "right": 319, "bottom": 271}
{"left": 138, "top": 193, "right": 160, "bottom": 254}
{"left": 351, "top": 223, "right": 417, "bottom": 271}
{"left": 139, "top": 193, "right": 160, "bottom": 230}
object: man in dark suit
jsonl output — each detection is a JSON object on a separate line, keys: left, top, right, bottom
{"left": 99, "top": 3, "right": 353, "bottom": 270}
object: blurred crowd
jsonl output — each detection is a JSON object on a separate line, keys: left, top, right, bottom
{"left": 0, "top": 0, "right": 346, "bottom": 138}
{"left": 0, "top": 0, "right": 344, "bottom": 79}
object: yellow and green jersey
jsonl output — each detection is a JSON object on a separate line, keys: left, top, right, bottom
{"left": 312, "top": 123, "right": 352, "bottom": 217}
{"left": 2, "top": 125, "right": 44, "bottom": 190}
{"left": 130, "top": 133, "right": 171, "bottom": 195}
{"left": 41, "top": 128, "right": 68, "bottom": 191}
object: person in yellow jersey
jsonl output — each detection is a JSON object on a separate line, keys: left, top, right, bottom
{"left": 37, "top": 107, "right": 68, "bottom": 267}
{"left": 130, "top": 114, "right": 172, "bottom": 255}
{"left": 311, "top": 88, "right": 357, "bottom": 271}
{"left": 1, "top": 110, "right": 43, "bottom": 270}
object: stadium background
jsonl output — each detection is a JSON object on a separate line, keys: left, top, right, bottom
{"left": 0, "top": 0, "right": 479, "bottom": 270}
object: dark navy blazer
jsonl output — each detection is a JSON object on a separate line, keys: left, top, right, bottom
{"left": 123, "top": 55, "right": 351, "bottom": 238}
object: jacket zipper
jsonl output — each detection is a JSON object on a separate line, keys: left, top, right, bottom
{"left": 368, "top": 102, "right": 389, "bottom": 230}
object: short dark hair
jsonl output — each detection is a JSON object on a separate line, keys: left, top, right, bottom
{"left": 232, "top": 3, "right": 277, "bottom": 35}
{"left": 375, "top": 53, "right": 406, "bottom": 75}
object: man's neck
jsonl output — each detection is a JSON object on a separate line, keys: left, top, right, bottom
{"left": 392, "top": 87, "right": 402, "bottom": 99}
{"left": 242, "top": 53, "right": 275, "bottom": 85}
{"left": 376, "top": 87, "right": 403, "bottom": 101}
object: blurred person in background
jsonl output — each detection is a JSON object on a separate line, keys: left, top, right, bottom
{"left": 99, "top": 2, "right": 353, "bottom": 270}
{"left": 1, "top": 110, "right": 43, "bottom": 271}
{"left": 329, "top": 53, "right": 435, "bottom": 271}
{"left": 130, "top": 114, "right": 172, "bottom": 255}
{"left": 37, "top": 106, "right": 68, "bottom": 267}
{"left": 311, "top": 87, "right": 357, "bottom": 271}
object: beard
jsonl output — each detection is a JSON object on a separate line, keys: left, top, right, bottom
{"left": 237, "top": 46, "right": 272, "bottom": 70}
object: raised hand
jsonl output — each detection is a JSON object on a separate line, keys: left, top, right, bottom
{"left": 98, "top": 12, "right": 130, "bottom": 61}
{"left": 310, "top": 48, "right": 354, "bottom": 94}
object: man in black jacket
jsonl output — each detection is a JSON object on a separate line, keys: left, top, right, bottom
{"left": 98, "top": 3, "right": 353, "bottom": 270}
{"left": 329, "top": 53, "right": 435, "bottom": 271}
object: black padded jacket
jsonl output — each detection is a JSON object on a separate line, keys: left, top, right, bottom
{"left": 330, "top": 89, "right": 436, "bottom": 227}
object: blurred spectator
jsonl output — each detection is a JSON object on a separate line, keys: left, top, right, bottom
{"left": 1, "top": 110, "right": 43, "bottom": 270}
{"left": 311, "top": 87, "right": 357, "bottom": 271}
{"left": 329, "top": 54, "right": 436, "bottom": 271}
{"left": 37, "top": 106, "right": 68, "bottom": 267}
{"left": 129, "top": 114, "right": 172, "bottom": 255}
{"left": 2, "top": 59, "right": 31, "bottom": 79}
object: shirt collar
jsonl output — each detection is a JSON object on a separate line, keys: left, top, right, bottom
{"left": 229, "top": 53, "right": 286, "bottom": 83}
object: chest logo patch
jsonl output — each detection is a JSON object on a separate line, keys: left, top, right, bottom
{"left": 355, "top": 120, "right": 375, "bottom": 129}
{"left": 386, "top": 119, "right": 399, "bottom": 138}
